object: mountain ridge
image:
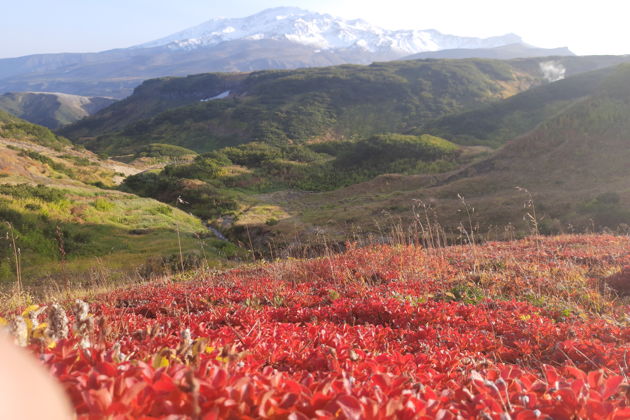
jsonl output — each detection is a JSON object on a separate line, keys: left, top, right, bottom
{"left": 0, "top": 8, "right": 550, "bottom": 98}
{"left": 403, "top": 43, "right": 574, "bottom": 61}
{"left": 139, "top": 7, "right": 522, "bottom": 55}
{"left": 0, "top": 92, "right": 116, "bottom": 129}
{"left": 59, "top": 58, "right": 543, "bottom": 155}
{"left": 59, "top": 55, "right": 630, "bottom": 157}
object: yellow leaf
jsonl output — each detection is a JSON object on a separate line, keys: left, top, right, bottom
{"left": 21, "top": 305, "right": 40, "bottom": 317}
{"left": 154, "top": 356, "right": 170, "bottom": 369}
{"left": 191, "top": 337, "right": 210, "bottom": 357}
{"left": 0, "top": 317, "right": 7, "bottom": 327}
{"left": 32, "top": 323, "right": 48, "bottom": 340}
{"left": 152, "top": 349, "right": 173, "bottom": 369}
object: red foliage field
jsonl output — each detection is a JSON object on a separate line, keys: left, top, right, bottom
{"left": 2, "top": 235, "right": 630, "bottom": 419}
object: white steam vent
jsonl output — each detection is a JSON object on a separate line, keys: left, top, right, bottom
{"left": 539, "top": 61, "right": 566, "bottom": 82}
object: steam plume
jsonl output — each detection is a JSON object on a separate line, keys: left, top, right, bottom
{"left": 539, "top": 61, "right": 566, "bottom": 82}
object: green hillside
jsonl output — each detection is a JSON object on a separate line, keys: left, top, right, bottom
{"left": 120, "top": 134, "right": 462, "bottom": 225}
{"left": 429, "top": 70, "right": 630, "bottom": 231}
{"left": 61, "top": 59, "right": 541, "bottom": 156}
{"left": 0, "top": 110, "right": 71, "bottom": 149}
{"left": 0, "top": 115, "right": 240, "bottom": 287}
{"left": 52, "top": 58, "right": 630, "bottom": 257}
{"left": 230, "top": 65, "right": 630, "bottom": 249}
{"left": 422, "top": 66, "right": 617, "bottom": 147}
{"left": 451, "top": 64, "right": 630, "bottom": 188}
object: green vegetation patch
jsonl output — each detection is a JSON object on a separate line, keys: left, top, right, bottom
{"left": 0, "top": 182, "right": 224, "bottom": 284}
{"left": 121, "top": 133, "right": 460, "bottom": 224}
{"left": 63, "top": 59, "right": 532, "bottom": 155}
{"left": 0, "top": 110, "right": 70, "bottom": 149}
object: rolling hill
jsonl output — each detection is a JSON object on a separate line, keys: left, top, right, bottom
{"left": 217, "top": 64, "right": 630, "bottom": 250}
{"left": 60, "top": 58, "right": 544, "bottom": 156}
{"left": 61, "top": 55, "right": 630, "bottom": 159}
{"left": 403, "top": 43, "right": 574, "bottom": 60}
{"left": 422, "top": 65, "right": 618, "bottom": 146}
{"left": 0, "top": 114, "right": 240, "bottom": 285}
{"left": 449, "top": 64, "right": 630, "bottom": 191}
{"left": 0, "top": 92, "right": 115, "bottom": 129}
{"left": 0, "top": 109, "right": 71, "bottom": 149}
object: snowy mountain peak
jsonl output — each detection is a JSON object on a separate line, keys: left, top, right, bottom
{"left": 139, "top": 8, "right": 522, "bottom": 56}
{"left": 251, "top": 6, "right": 312, "bottom": 18}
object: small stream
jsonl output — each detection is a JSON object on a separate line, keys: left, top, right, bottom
{"left": 206, "top": 224, "right": 229, "bottom": 241}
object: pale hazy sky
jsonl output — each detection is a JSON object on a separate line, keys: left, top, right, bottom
{"left": 2, "top": 0, "right": 629, "bottom": 58}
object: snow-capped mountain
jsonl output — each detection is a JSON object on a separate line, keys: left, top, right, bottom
{"left": 140, "top": 7, "right": 522, "bottom": 55}
{"left": 2, "top": 7, "right": 575, "bottom": 99}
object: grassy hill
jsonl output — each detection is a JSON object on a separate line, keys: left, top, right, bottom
{"left": 118, "top": 134, "right": 465, "bottom": 234}
{"left": 0, "top": 109, "right": 71, "bottom": 149}
{"left": 0, "top": 92, "right": 116, "bottom": 130}
{"left": 0, "top": 115, "right": 240, "bottom": 287}
{"left": 438, "top": 65, "right": 630, "bottom": 227}
{"left": 229, "top": 65, "right": 630, "bottom": 250}
{"left": 61, "top": 55, "right": 630, "bottom": 160}
{"left": 422, "top": 66, "right": 618, "bottom": 147}
{"left": 60, "top": 58, "right": 542, "bottom": 156}
{"left": 74, "top": 62, "right": 630, "bottom": 255}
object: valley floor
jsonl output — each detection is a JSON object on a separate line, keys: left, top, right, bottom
{"left": 1, "top": 234, "right": 629, "bottom": 418}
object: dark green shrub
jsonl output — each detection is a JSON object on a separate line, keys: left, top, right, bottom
{"left": 335, "top": 134, "right": 458, "bottom": 170}
{"left": 222, "top": 143, "right": 282, "bottom": 167}
{"left": 163, "top": 156, "right": 224, "bottom": 180}
{"left": 596, "top": 192, "right": 620, "bottom": 205}
{"left": 135, "top": 143, "right": 197, "bottom": 159}
{"left": 0, "top": 184, "right": 66, "bottom": 203}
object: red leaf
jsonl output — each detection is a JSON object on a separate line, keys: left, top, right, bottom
{"left": 337, "top": 395, "right": 363, "bottom": 420}
{"left": 542, "top": 364, "right": 559, "bottom": 386}
{"left": 586, "top": 399, "right": 609, "bottom": 420}
{"left": 612, "top": 408, "right": 630, "bottom": 420}
{"left": 602, "top": 376, "right": 623, "bottom": 400}
{"left": 152, "top": 375, "right": 176, "bottom": 393}
{"left": 87, "top": 388, "right": 113, "bottom": 413}
{"left": 588, "top": 370, "right": 605, "bottom": 388}
{"left": 279, "top": 393, "right": 298, "bottom": 409}
{"left": 212, "top": 368, "right": 228, "bottom": 389}
{"left": 515, "top": 410, "right": 540, "bottom": 420}
{"left": 202, "top": 406, "right": 221, "bottom": 420}
{"left": 95, "top": 361, "right": 118, "bottom": 377}
{"left": 372, "top": 374, "right": 390, "bottom": 389}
